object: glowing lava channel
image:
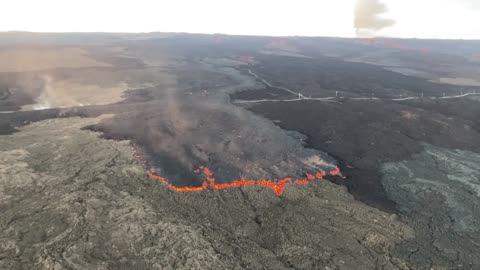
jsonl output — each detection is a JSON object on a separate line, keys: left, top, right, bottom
{"left": 133, "top": 145, "right": 345, "bottom": 196}
{"left": 356, "top": 38, "right": 431, "bottom": 54}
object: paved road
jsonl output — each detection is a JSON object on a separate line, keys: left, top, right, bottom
{"left": 234, "top": 70, "right": 480, "bottom": 104}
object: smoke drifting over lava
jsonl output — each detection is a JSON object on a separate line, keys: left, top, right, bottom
{"left": 354, "top": 0, "right": 395, "bottom": 36}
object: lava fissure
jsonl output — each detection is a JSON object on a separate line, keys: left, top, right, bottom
{"left": 133, "top": 145, "right": 345, "bottom": 196}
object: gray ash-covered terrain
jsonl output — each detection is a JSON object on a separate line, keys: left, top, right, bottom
{"left": 1, "top": 32, "right": 480, "bottom": 269}
{"left": 0, "top": 116, "right": 412, "bottom": 269}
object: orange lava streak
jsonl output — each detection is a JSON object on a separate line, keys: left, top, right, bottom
{"left": 134, "top": 146, "right": 345, "bottom": 195}
{"left": 383, "top": 41, "right": 403, "bottom": 49}
{"left": 148, "top": 167, "right": 344, "bottom": 196}
{"left": 148, "top": 173, "right": 208, "bottom": 192}
{"left": 256, "top": 177, "right": 292, "bottom": 196}
{"left": 316, "top": 171, "right": 326, "bottom": 179}
{"left": 357, "top": 38, "right": 435, "bottom": 55}
{"left": 210, "top": 179, "right": 256, "bottom": 190}
{"left": 169, "top": 185, "right": 207, "bottom": 192}
{"left": 329, "top": 166, "right": 345, "bottom": 178}
{"left": 148, "top": 166, "right": 345, "bottom": 196}
{"left": 202, "top": 167, "right": 214, "bottom": 177}
{"left": 294, "top": 179, "right": 310, "bottom": 185}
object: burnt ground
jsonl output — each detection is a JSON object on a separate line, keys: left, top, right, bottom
{"left": 243, "top": 98, "right": 480, "bottom": 268}
{"left": 82, "top": 75, "right": 340, "bottom": 187}
{"left": 234, "top": 55, "right": 480, "bottom": 212}
{"left": 246, "top": 98, "right": 480, "bottom": 210}
{"left": 250, "top": 54, "right": 477, "bottom": 98}
{"left": 0, "top": 62, "right": 339, "bottom": 188}
{"left": 235, "top": 55, "right": 480, "bottom": 268}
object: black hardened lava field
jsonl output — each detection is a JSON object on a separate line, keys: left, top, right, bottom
{"left": 241, "top": 58, "right": 480, "bottom": 211}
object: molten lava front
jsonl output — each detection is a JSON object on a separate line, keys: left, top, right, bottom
{"left": 134, "top": 145, "right": 345, "bottom": 196}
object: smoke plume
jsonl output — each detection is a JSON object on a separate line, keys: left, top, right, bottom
{"left": 354, "top": 0, "right": 395, "bottom": 36}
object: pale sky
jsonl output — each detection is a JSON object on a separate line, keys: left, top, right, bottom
{"left": 1, "top": 0, "right": 479, "bottom": 39}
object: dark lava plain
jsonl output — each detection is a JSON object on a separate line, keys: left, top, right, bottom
{"left": 247, "top": 98, "right": 480, "bottom": 211}
{"left": 238, "top": 55, "right": 480, "bottom": 210}
{"left": 230, "top": 85, "right": 297, "bottom": 101}
{"left": 236, "top": 53, "right": 480, "bottom": 268}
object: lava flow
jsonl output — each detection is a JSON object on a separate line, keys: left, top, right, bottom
{"left": 133, "top": 145, "right": 345, "bottom": 196}
{"left": 133, "top": 146, "right": 345, "bottom": 196}
{"left": 356, "top": 38, "right": 431, "bottom": 54}
{"left": 150, "top": 165, "right": 343, "bottom": 196}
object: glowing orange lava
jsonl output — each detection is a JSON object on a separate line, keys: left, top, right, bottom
{"left": 133, "top": 146, "right": 345, "bottom": 196}
{"left": 356, "top": 38, "right": 435, "bottom": 55}
{"left": 383, "top": 41, "right": 403, "bottom": 49}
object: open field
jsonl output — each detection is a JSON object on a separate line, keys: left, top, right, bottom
{"left": 0, "top": 47, "right": 110, "bottom": 72}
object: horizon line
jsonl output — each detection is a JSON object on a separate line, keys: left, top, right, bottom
{"left": 1, "top": 30, "right": 479, "bottom": 41}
